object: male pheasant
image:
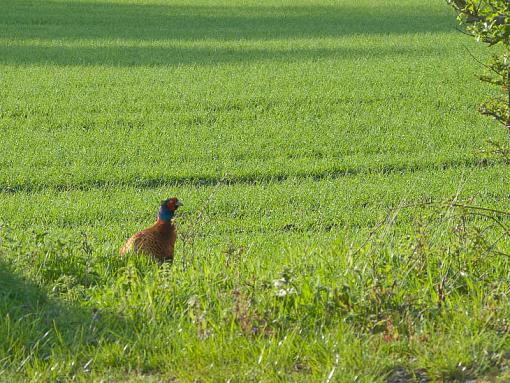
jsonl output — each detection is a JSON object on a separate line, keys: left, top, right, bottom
{"left": 120, "top": 197, "right": 183, "bottom": 262}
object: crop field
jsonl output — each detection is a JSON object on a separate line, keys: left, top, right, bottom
{"left": 1, "top": 0, "right": 510, "bottom": 381}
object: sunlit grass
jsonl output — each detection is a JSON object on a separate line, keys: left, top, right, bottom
{"left": 1, "top": 0, "right": 510, "bottom": 381}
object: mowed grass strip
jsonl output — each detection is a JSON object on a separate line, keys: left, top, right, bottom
{"left": 1, "top": 0, "right": 510, "bottom": 381}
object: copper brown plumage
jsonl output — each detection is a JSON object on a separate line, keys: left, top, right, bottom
{"left": 120, "top": 197, "right": 182, "bottom": 262}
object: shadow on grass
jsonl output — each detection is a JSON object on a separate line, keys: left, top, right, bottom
{"left": 0, "top": 259, "right": 116, "bottom": 374}
{"left": 0, "top": 1, "right": 456, "bottom": 66}
{"left": 0, "top": 156, "right": 496, "bottom": 194}
{"left": 1, "top": 1, "right": 455, "bottom": 41}
{"left": 0, "top": 44, "right": 449, "bottom": 67}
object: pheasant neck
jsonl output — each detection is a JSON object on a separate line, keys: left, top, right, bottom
{"left": 156, "top": 217, "right": 174, "bottom": 225}
{"left": 158, "top": 206, "right": 174, "bottom": 222}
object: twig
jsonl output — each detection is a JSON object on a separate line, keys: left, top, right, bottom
{"left": 400, "top": 201, "right": 510, "bottom": 217}
{"left": 180, "top": 175, "right": 228, "bottom": 269}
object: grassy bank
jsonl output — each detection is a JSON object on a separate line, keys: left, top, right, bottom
{"left": 1, "top": 0, "right": 510, "bottom": 381}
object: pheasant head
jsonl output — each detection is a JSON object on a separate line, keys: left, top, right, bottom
{"left": 158, "top": 197, "right": 183, "bottom": 222}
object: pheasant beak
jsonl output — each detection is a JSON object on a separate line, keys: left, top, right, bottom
{"left": 175, "top": 200, "right": 183, "bottom": 208}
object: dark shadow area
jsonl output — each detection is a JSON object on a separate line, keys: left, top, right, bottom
{"left": 0, "top": 259, "right": 122, "bottom": 374}
{"left": 0, "top": 43, "right": 449, "bottom": 67}
{"left": 0, "top": 1, "right": 455, "bottom": 42}
{"left": 0, "top": 1, "right": 457, "bottom": 66}
{"left": 0, "top": 156, "right": 496, "bottom": 194}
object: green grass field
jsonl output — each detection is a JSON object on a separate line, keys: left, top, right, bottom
{"left": 2, "top": 0, "right": 510, "bottom": 381}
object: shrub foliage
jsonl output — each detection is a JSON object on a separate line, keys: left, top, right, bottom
{"left": 449, "top": 0, "right": 510, "bottom": 138}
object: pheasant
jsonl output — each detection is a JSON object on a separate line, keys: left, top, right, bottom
{"left": 120, "top": 197, "right": 183, "bottom": 262}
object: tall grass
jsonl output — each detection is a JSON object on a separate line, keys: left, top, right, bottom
{"left": 1, "top": 0, "right": 510, "bottom": 381}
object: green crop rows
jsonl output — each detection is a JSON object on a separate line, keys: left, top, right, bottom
{"left": 1, "top": 0, "right": 510, "bottom": 381}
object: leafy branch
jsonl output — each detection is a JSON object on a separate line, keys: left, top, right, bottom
{"left": 448, "top": 0, "right": 510, "bottom": 137}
